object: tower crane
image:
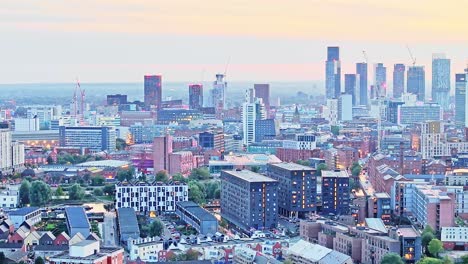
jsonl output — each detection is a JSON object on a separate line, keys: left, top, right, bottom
{"left": 406, "top": 45, "right": 416, "bottom": 66}
{"left": 362, "top": 50, "right": 368, "bottom": 64}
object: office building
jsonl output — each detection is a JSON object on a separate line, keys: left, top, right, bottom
{"left": 153, "top": 135, "right": 172, "bottom": 173}
{"left": 254, "top": 84, "right": 270, "bottom": 117}
{"left": 1, "top": 124, "right": 25, "bottom": 174}
{"left": 393, "top": 64, "right": 405, "bottom": 98}
{"left": 144, "top": 75, "right": 162, "bottom": 109}
{"left": 373, "top": 63, "right": 387, "bottom": 98}
{"left": 420, "top": 121, "right": 468, "bottom": 159}
{"left": 198, "top": 131, "right": 225, "bottom": 151}
{"left": 321, "top": 170, "right": 350, "bottom": 216}
{"left": 356, "top": 62, "right": 368, "bottom": 106}
{"left": 441, "top": 227, "right": 468, "bottom": 251}
{"left": 325, "top": 47, "right": 341, "bottom": 99}
{"left": 338, "top": 94, "right": 352, "bottom": 121}
{"left": 255, "top": 119, "right": 276, "bottom": 142}
{"left": 13, "top": 117, "right": 40, "bottom": 132}
{"left": 49, "top": 240, "right": 124, "bottom": 264}
{"left": 115, "top": 181, "right": 188, "bottom": 213}
{"left": 175, "top": 201, "right": 218, "bottom": 235}
{"left": 367, "top": 193, "right": 391, "bottom": 223}
{"left": 398, "top": 104, "right": 441, "bottom": 126}
{"left": 168, "top": 151, "right": 195, "bottom": 176}
{"left": 58, "top": 126, "right": 116, "bottom": 152}
{"left": 344, "top": 74, "right": 359, "bottom": 106}
{"left": 242, "top": 89, "right": 266, "bottom": 146}
{"left": 210, "top": 74, "right": 227, "bottom": 112}
{"left": 220, "top": 170, "right": 278, "bottom": 233}
{"left": 156, "top": 109, "right": 202, "bottom": 125}
{"left": 455, "top": 70, "right": 468, "bottom": 126}
{"left": 407, "top": 66, "right": 425, "bottom": 101}
{"left": 267, "top": 163, "right": 317, "bottom": 218}
{"left": 432, "top": 54, "right": 450, "bottom": 110}
{"left": 106, "top": 94, "right": 128, "bottom": 106}
{"left": 325, "top": 99, "right": 338, "bottom": 125}
{"left": 188, "top": 84, "right": 203, "bottom": 110}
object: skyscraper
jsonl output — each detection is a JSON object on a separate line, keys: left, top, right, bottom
{"left": 254, "top": 84, "right": 270, "bottom": 116}
{"left": 455, "top": 70, "right": 468, "bottom": 126}
{"left": 188, "top": 84, "right": 203, "bottom": 110}
{"left": 373, "top": 63, "right": 387, "bottom": 98}
{"left": 210, "top": 74, "right": 227, "bottom": 112}
{"left": 325, "top": 47, "right": 341, "bottom": 99}
{"left": 344, "top": 74, "right": 358, "bottom": 105}
{"left": 153, "top": 135, "right": 173, "bottom": 173}
{"left": 393, "top": 64, "right": 405, "bottom": 99}
{"left": 144, "top": 75, "right": 162, "bottom": 109}
{"left": 432, "top": 54, "right": 451, "bottom": 110}
{"left": 242, "top": 89, "right": 266, "bottom": 146}
{"left": 407, "top": 66, "right": 426, "bottom": 101}
{"left": 356, "top": 63, "right": 368, "bottom": 106}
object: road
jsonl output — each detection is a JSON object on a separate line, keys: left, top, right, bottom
{"left": 101, "top": 212, "right": 118, "bottom": 247}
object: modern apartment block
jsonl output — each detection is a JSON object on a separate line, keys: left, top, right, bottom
{"left": 321, "top": 170, "right": 350, "bottom": 216}
{"left": 0, "top": 124, "right": 25, "bottom": 174}
{"left": 115, "top": 181, "right": 188, "bottom": 214}
{"left": 267, "top": 163, "right": 317, "bottom": 218}
{"left": 367, "top": 192, "right": 391, "bottom": 224}
{"left": 58, "top": 126, "right": 116, "bottom": 152}
{"left": 220, "top": 170, "right": 278, "bottom": 233}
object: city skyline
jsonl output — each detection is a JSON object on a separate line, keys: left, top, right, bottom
{"left": 1, "top": 1, "right": 468, "bottom": 83}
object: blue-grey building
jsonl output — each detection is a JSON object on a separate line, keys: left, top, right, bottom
{"left": 59, "top": 126, "right": 116, "bottom": 152}
{"left": 373, "top": 63, "right": 387, "bottom": 98}
{"left": 407, "top": 66, "right": 426, "bottom": 101}
{"left": 175, "top": 201, "right": 218, "bottom": 235}
{"left": 65, "top": 206, "right": 91, "bottom": 238}
{"left": 368, "top": 193, "right": 391, "bottom": 223}
{"left": 356, "top": 62, "right": 368, "bottom": 106}
{"left": 220, "top": 170, "right": 278, "bottom": 233}
{"left": 386, "top": 100, "right": 405, "bottom": 124}
{"left": 381, "top": 135, "right": 410, "bottom": 153}
{"left": 455, "top": 71, "right": 468, "bottom": 126}
{"left": 344, "top": 74, "right": 358, "bottom": 106}
{"left": 8, "top": 207, "right": 41, "bottom": 228}
{"left": 326, "top": 47, "right": 341, "bottom": 99}
{"left": 390, "top": 226, "right": 422, "bottom": 263}
{"left": 393, "top": 64, "right": 405, "bottom": 98}
{"left": 117, "top": 207, "right": 140, "bottom": 246}
{"left": 321, "top": 170, "right": 350, "bottom": 216}
{"left": 144, "top": 75, "right": 162, "bottom": 109}
{"left": 254, "top": 119, "right": 276, "bottom": 142}
{"left": 129, "top": 124, "right": 167, "bottom": 144}
{"left": 198, "top": 131, "right": 224, "bottom": 151}
{"left": 157, "top": 109, "right": 202, "bottom": 125}
{"left": 432, "top": 54, "right": 450, "bottom": 110}
{"left": 398, "top": 104, "right": 441, "bottom": 126}
{"left": 267, "top": 163, "right": 317, "bottom": 218}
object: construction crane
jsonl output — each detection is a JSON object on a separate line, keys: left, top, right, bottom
{"left": 406, "top": 45, "right": 416, "bottom": 66}
{"left": 362, "top": 50, "right": 368, "bottom": 64}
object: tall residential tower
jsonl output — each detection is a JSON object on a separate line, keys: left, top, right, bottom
{"left": 144, "top": 75, "right": 162, "bottom": 109}
{"left": 432, "top": 54, "right": 451, "bottom": 110}
{"left": 325, "top": 47, "right": 341, "bottom": 99}
{"left": 393, "top": 64, "right": 405, "bottom": 99}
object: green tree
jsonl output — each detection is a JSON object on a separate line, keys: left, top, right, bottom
{"left": 103, "top": 184, "right": 115, "bottom": 196}
{"left": 423, "top": 225, "right": 435, "bottom": 235}
{"left": 442, "top": 255, "right": 453, "bottom": 264}
{"left": 316, "top": 163, "right": 328, "bottom": 176}
{"left": 189, "top": 168, "right": 211, "bottom": 180}
{"left": 91, "top": 176, "right": 105, "bottom": 186}
{"left": 295, "top": 160, "right": 310, "bottom": 166}
{"left": 205, "top": 181, "right": 220, "bottom": 200}
{"left": 19, "top": 180, "right": 31, "bottom": 206}
{"left": 422, "top": 232, "right": 435, "bottom": 253}
{"left": 460, "top": 255, "right": 468, "bottom": 264}
{"left": 331, "top": 125, "right": 340, "bottom": 136}
{"left": 69, "top": 184, "right": 85, "bottom": 200}
{"left": 116, "top": 169, "right": 133, "bottom": 182}
{"left": 35, "top": 256, "right": 45, "bottom": 264}
{"left": 30, "top": 181, "right": 52, "bottom": 206}
{"left": 155, "top": 170, "right": 169, "bottom": 182}
{"left": 428, "top": 239, "right": 443, "bottom": 258}
{"left": 188, "top": 181, "right": 206, "bottom": 204}
{"left": 148, "top": 220, "right": 164, "bottom": 237}
{"left": 116, "top": 138, "right": 127, "bottom": 151}
{"left": 55, "top": 186, "right": 65, "bottom": 196}
{"left": 93, "top": 188, "right": 104, "bottom": 196}
{"left": 172, "top": 173, "right": 187, "bottom": 183}
{"left": 351, "top": 162, "right": 362, "bottom": 177}
{"left": 283, "top": 260, "right": 293, "bottom": 264}
{"left": 380, "top": 253, "right": 404, "bottom": 264}
{"left": 417, "top": 257, "right": 443, "bottom": 264}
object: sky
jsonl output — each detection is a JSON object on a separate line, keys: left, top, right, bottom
{"left": 1, "top": 0, "right": 468, "bottom": 84}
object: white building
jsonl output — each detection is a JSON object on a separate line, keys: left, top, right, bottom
{"left": 9, "top": 207, "right": 42, "bottom": 228}
{"left": 115, "top": 181, "right": 188, "bottom": 213}
{"left": 14, "top": 118, "right": 40, "bottom": 132}
{"left": 0, "top": 125, "right": 24, "bottom": 174}
{"left": 58, "top": 126, "right": 116, "bottom": 152}
{"left": 324, "top": 99, "right": 338, "bottom": 126}
{"left": 288, "top": 239, "right": 352, "bottom": 264}
{"left": 0, "top": 185, "right": 19, "bottom": 208}
{"left": 420, "top": 121, "right": 468, "bottom": 159}
{"left": 338, "top": 94, "right": 353, "bottom": 121}
{"left": 242, "top": 89, "right": 266, "bottom": 146}
{"left": 282, "top": 134, "right": 316, "bottom": 150}
{"left": 25, "top": 105, "right": 62, "bottom": 128}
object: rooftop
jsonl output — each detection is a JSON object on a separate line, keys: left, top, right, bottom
{"left": 9, "top": 207, "right": 40, "bottom": 216}
{"left": 374, "top": 192, "right": 390, "bottom": 199}
{"left": 65, "top": 207, "right": 90, "bottom": 228}
{"left": 76, "top": 160, "right": 130, "bottom": 168}
{"left": 210, "top": 153, "right": 281, "bottom": 166}
{"left": 288, "top": 239, "right": 332, "bottom": 262}
{"left": 321, "top": 170, "right": 349, "bottom": 178}
{"left": 397, "top": 227, "right": 420, "bottom": 238}
{"left": 222, "top": 170, "right": 277, "bottom": 183}
{"left": 365, "top": 218, "right": 388, "bottom": 233}
{"left": 117, "top": 207, "right": 140, "bottom": 235}
{"left": 50, "top": 246, "right": 123, "bottom": 261}
{"left": 269, "top": 162, "right": 314, "bottom": 171}
{"left": 176, "top": 202, "right": 217, "bottom": 222}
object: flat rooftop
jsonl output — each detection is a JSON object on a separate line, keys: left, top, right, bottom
{"left": 222, "top": 170, "right": 277, "bottom": 183}
{"left": 321, "top": 170, "right": 349, "bottom": 178}
{"left": 397, "top": 227, "right": 420, "bottom": 238}
{"left": 269, "top": 162, "right": 314, "bottom": 171}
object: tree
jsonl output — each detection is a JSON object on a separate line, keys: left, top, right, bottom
{"left": 428, "top": 239, "right": 443, "bottom": 258}
{"left": 380, "top": 253, "right": 404, "bottom": 264}
{"left": 417, "top": 257, "right": 443, "bottom": 264}
{"left": 188, "top": 181, "right": 206, "bottom": 204}
{"left": 295, "top": 160, "right": 310, "bottom": 166}
{"left": 19, "top": 180, "right": 31, "bottom": 206}
{"left": 316, "top": 163, "right": 328, "bottom": 176}
{"left": 91, "top": 176, "right": 105, "bottom": 186}
{"left": 205, "top": 181, "right": 220, "bottom": 200}
{"left": 172, "top": 173, "right": 187, "bottom": 183}
{"left": 189, "top": 168, "right": 211, "bottom": 180}
{"left": 46, "top": 156, "right": 54, "bottom": 164}
{"left": 442, "top": 255, "right": 453, "bottom": 264}
{"left": 283, "top": 260, "right": 293, "bottom": 264}
{"left": 30, "top": 181, "right": 52, "bottom": 206}
{"left": 422, "top": 232, "right": 435, "bottom": 252}
{"left": 351, "top": 162, "right": 362, "bottom": 177}
{"left": 460, "top": 255, "right": 468, "bottom": 264}
{"left": 93, "top": 188, "right": 104, "bottom": 196}
{"left": 155, "top": 170, "right": 169, "bottom": 183}
{"left": 55, "top": 186, "right": 65, "bottom": 196}
{"left": 116, "top": 138, "right": 127, "bottom": 151}
{"left": 117, "top": 169, "right": 133, "bottom": 182}
{"left": 148, "top": 220, "right": 164, "bottom": 237}
{"left": 331, "top": 125, "right": 340, "bottom": 136}
{"left": 69, "top": 184, "right": 85, "bottom": 200}
{"left": 423, "top": 225, "right": 435, "bottom": 235}
{"left": 0, "top": 252, "right": 5, "bottom": 264}
{"left": 103, "top": 184, "right": 115, "bottom": 196}
{"left": 35, "top": 256, "right": 45, "bottom": 264}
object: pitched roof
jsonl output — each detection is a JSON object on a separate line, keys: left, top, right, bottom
{"left": 9, "top": 207, "right": 40, "bottom": 216}
{"left": 65, "top": 206, "right": 90, "bottom": 228}
{"left": 40, "top": 231, "right": 56, "bottom": 241}
{"left": 55, "top": 231, "right": 70, "bottom": 241}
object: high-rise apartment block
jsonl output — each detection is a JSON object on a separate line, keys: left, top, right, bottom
{"left": 432, "top": 54, "right": 451, "bottom": 110}
{"left": 189, "top": 84, "right": 203, "bottom": 110}
{"left": 220, "top": 170, "right": 278, "bottom": 232}
{"left": 326, "top": 47, "right": 341, "bottom": 99}
{"left": 393, "top": 64, "right": 405, "bottom": 98}
{"left": 455, "top": 70, "right": 468, "bottom": 126}
{"left": 153, "top": 135, "right": 172, "bottom": 173}
{"left": 344, "top": 74, "right": 358, "bottom": 106}
{"left": 267, "top": 163, "right": 317, "bottom": 218}
{"left": 242, "top": 89, "right": 266, "bottom": 146}
{"left": 254, "top": 84, "right": 270, "bottom": 117}
{"left": 321, "top": 170, "right": 350, "bottom": 216}
{"left": 210, "top": 74, "right": 227, "bottom": 112}
{"left": 373, "top": 63, "right": 387, "bottom": 98}
{"left": 0, "top": 124, "right": 24, "bottom": 174}
{"left": 407, "top": 66, "right": 425, "bottom": 101}
{"left": 144, "top": 75, "right": 162, "bottom": 109}
{"left": 356, "top": 63, "right": 368, "bottom": 106}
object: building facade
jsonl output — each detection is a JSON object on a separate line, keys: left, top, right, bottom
{"left": 356, "top": 62, "right": 368, "bottom": 106}
{"left": 321, "top": 170, "right": 350, "bottom": 216}
{"left": 432, "top": 54, "right": 450, "bottom": 110}
{"left": 188, "top": 84, "right": 203, "bottom": 110}
{"left": 326, "top": 47, "right": 341, "bottom": 99}
{"left": 58, "top": 126, "right": 116, "bottom": 152}
{"left": 393, "top": 64, "right": 405, "bottom": 99}
{"left": 455, "top": 70, "right": 468, "bottom": 126}
{"left": 407, "top": 66, "right": 425, "bottom": 101}
{"left": 144, "top": 75, "right": 162, "bottom": 109}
